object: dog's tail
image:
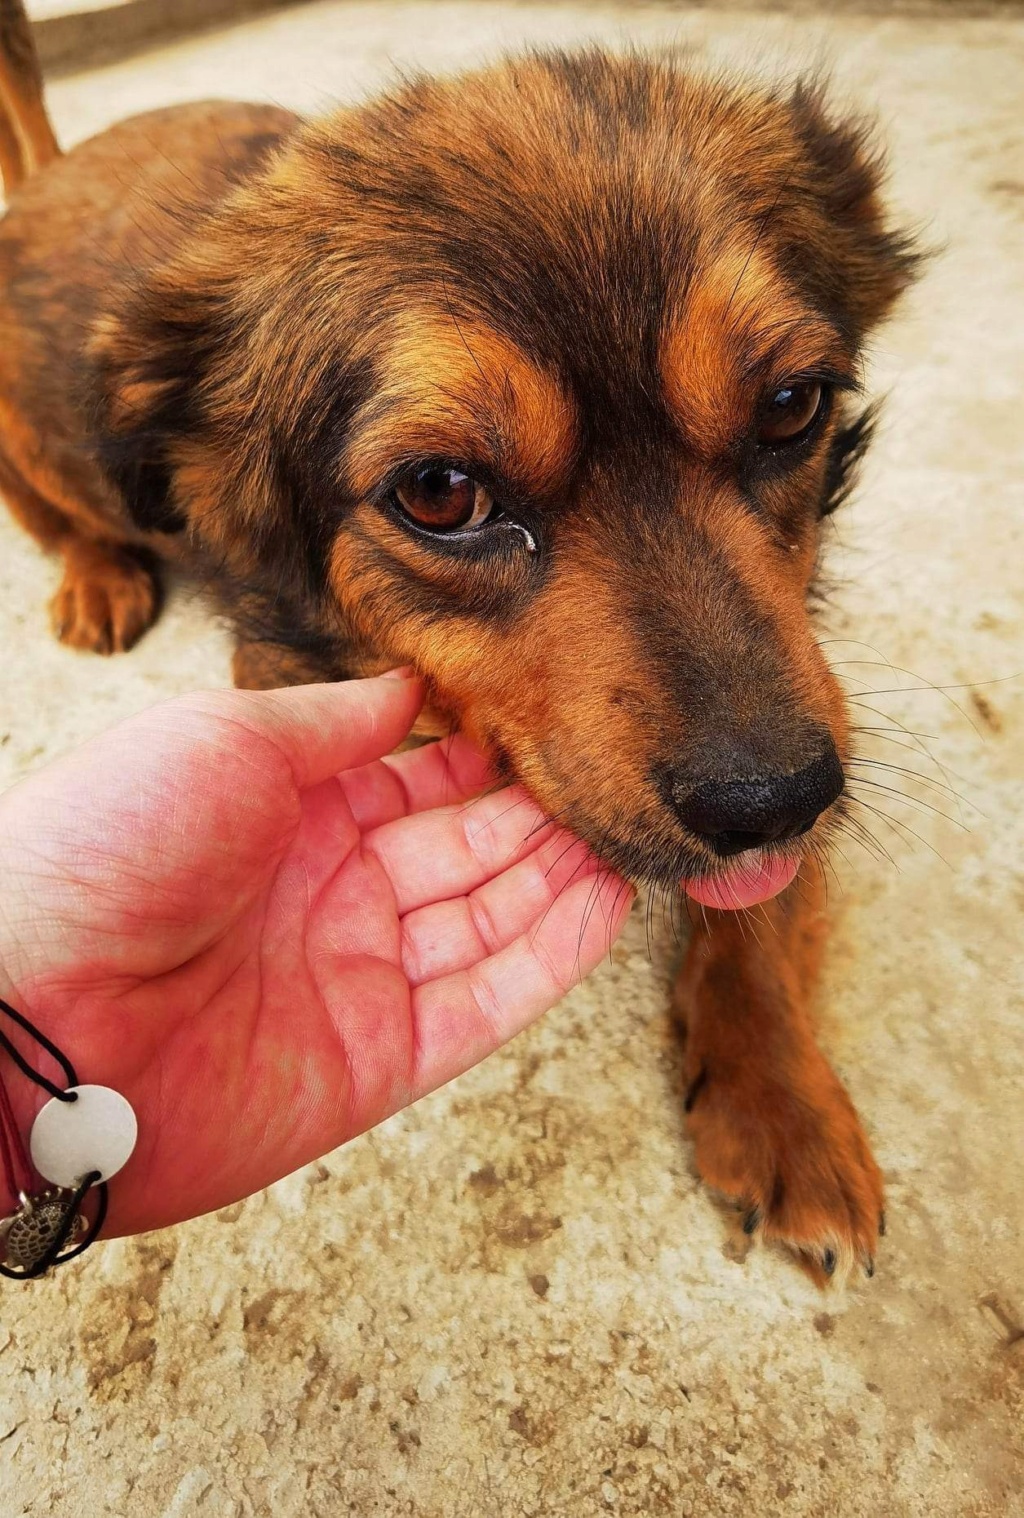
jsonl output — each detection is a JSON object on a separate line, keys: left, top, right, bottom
{"left": 0, "top": 0, "right": 60, "bottom": 198}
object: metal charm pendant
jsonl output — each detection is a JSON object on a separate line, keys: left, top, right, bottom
{"left": 1, "top": 1189, "right": 86, "bottom": 1274}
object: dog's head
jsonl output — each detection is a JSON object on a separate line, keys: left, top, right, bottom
{"left": 96, "top": 52, "right": 917, "bottom": 904}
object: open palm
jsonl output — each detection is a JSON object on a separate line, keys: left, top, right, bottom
{"left": 0, "top": 676, "right": 632, "bottom": 1235}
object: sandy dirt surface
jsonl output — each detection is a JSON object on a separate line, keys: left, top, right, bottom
{"left": 0, "top": 3, "right": 1022, "bottom": 1514}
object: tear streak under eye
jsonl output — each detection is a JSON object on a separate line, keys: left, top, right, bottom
{"left": 510, "top": 523, "right": 538, "bottom": 554}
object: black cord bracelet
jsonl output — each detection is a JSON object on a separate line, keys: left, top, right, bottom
{"left": 0, "top": 995, "right": 114, "bottom": 1278}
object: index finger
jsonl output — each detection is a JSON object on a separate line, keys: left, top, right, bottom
{"left": 339, "top": 734, "right": 494, "bottom": 831}
{"left": 365, "top": 785, "right": 556, "bottom": 914}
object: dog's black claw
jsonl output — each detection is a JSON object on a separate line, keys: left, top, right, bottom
{"left": 865, "top": 1257, "right": 875, "bottom": 1279}
{"left": 683, "top": 1065, "right": 708, "bottom": 1114}
{"left": 822, "top": 1249, "right": 837, "bottom": 1278}
{"left": 742, "top": 1207, "right": 760, "bottom": 1236}
{"left": 878, "top": 1211, "right": 886, "bottom": 1237}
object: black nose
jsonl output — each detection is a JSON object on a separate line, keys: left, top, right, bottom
{"left": 671, "top": 746, "right": 845, "bottom": 857}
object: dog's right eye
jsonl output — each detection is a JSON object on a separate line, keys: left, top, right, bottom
{"left": 756, "top": 381, "right": 826, "bottom": 447}
{"left": 392, "top": 465, "right": 494, "bottom": 533}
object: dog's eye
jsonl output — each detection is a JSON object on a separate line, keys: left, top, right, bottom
{"left": 757, "top": 382, "right": 825, "bottom": 446}
{"left": 392, "top": 465, "right": 494, "bottom": 532}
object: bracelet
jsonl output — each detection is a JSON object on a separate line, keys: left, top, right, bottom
{"left": 0, "top": 995, "right": 135, "bottom": 1279}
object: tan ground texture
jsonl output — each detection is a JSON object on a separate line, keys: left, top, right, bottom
{"left": 0, "top": 2, "right": 1022, "bottom": 1514}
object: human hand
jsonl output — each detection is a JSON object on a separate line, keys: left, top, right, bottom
{"left": 0, "top": 674, "right": 632, "bottom": 1235}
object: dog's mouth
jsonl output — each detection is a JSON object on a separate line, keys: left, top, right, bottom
{"left": 680, "top": 849, "right": 801, "bottom": 911}
{"left": 545, "top": 786, "right": 838, "bottom": 913}
{"left": 455, "top": 699, "right": 843, "bottom": 911}
{"left": 547, "top": 802, "right": 817, "bottom": 913}
{"left": 533, "top": 755, "right": 840, "bottom": 911}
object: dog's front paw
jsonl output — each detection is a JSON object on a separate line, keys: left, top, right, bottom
{"left": 684, "top": 1048, "right": 883, "bottom": 1287}
{"left": 50, "top": 541, "right": 160, "bottom": 654}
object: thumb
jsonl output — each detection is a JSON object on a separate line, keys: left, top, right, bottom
{"left": 191, "top": 670, "right": 426, "bottom": 789}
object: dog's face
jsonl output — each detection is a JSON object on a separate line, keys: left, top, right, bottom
{"left": 98, "top": 53, "right": 915, "bottom": 899}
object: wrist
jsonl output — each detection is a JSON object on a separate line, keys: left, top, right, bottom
{"left": 0, "top": 996, "right": 36, "bottom": 1218}
{"left": 0, "top": 917, "right": 55, "bottom": 1217}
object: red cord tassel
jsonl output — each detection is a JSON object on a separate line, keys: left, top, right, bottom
{"left": 0, "top": 1064, "right": 34, "bottom": 1201}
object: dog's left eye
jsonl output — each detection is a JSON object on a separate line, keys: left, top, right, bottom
{"left": 757, "top": 381, "right": 826, "bottom": 447}
{"left": 392, "top": 465, "right": 494, "bottom": 532}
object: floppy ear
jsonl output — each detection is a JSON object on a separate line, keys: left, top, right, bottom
{"left": 787, "top": 80, "right": 921, "bottom": 337}
{"left": 89, "top": 280, "right": 221, "bottom": 536}
{"left": 90, "top": 233, "right": 374, "bottom": 614}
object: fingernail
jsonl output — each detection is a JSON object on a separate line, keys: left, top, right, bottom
{"left": 380, "top": 665, "right": 418, "bottom": 680}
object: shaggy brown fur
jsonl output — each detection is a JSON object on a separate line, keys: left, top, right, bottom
{"left": 0, "top": 1, "right": 917, "bottom": 1283}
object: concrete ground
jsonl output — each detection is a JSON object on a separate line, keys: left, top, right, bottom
{"left": 1, "top": 3, "right": 1022, "bottom": 1515}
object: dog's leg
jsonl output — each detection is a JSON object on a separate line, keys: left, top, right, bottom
{"left": 50, "top": 537, "right": 161, "bottom": 654}
{"left": 0, "top": 459, "right": 160, "bottom": 653}
{"left": 675, "top": 863, "right": 883, "bottom": 1285}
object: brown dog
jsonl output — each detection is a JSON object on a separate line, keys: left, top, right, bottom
{"left": 0, "top": 2, "right": 917, "bottom": 1283}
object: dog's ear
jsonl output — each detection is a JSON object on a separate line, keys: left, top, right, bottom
{"left": 90, "top": 235, "right": 367, "bottom": 603}
{"left": 787, "top": 81, "right": 921, "bottom": 337}
{"left": 89, "top": 269, "right": 226, "bottom": 536}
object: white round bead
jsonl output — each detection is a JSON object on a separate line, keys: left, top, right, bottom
{"left": 29, "top": 1085, "right": 138, "bottom": 1187}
